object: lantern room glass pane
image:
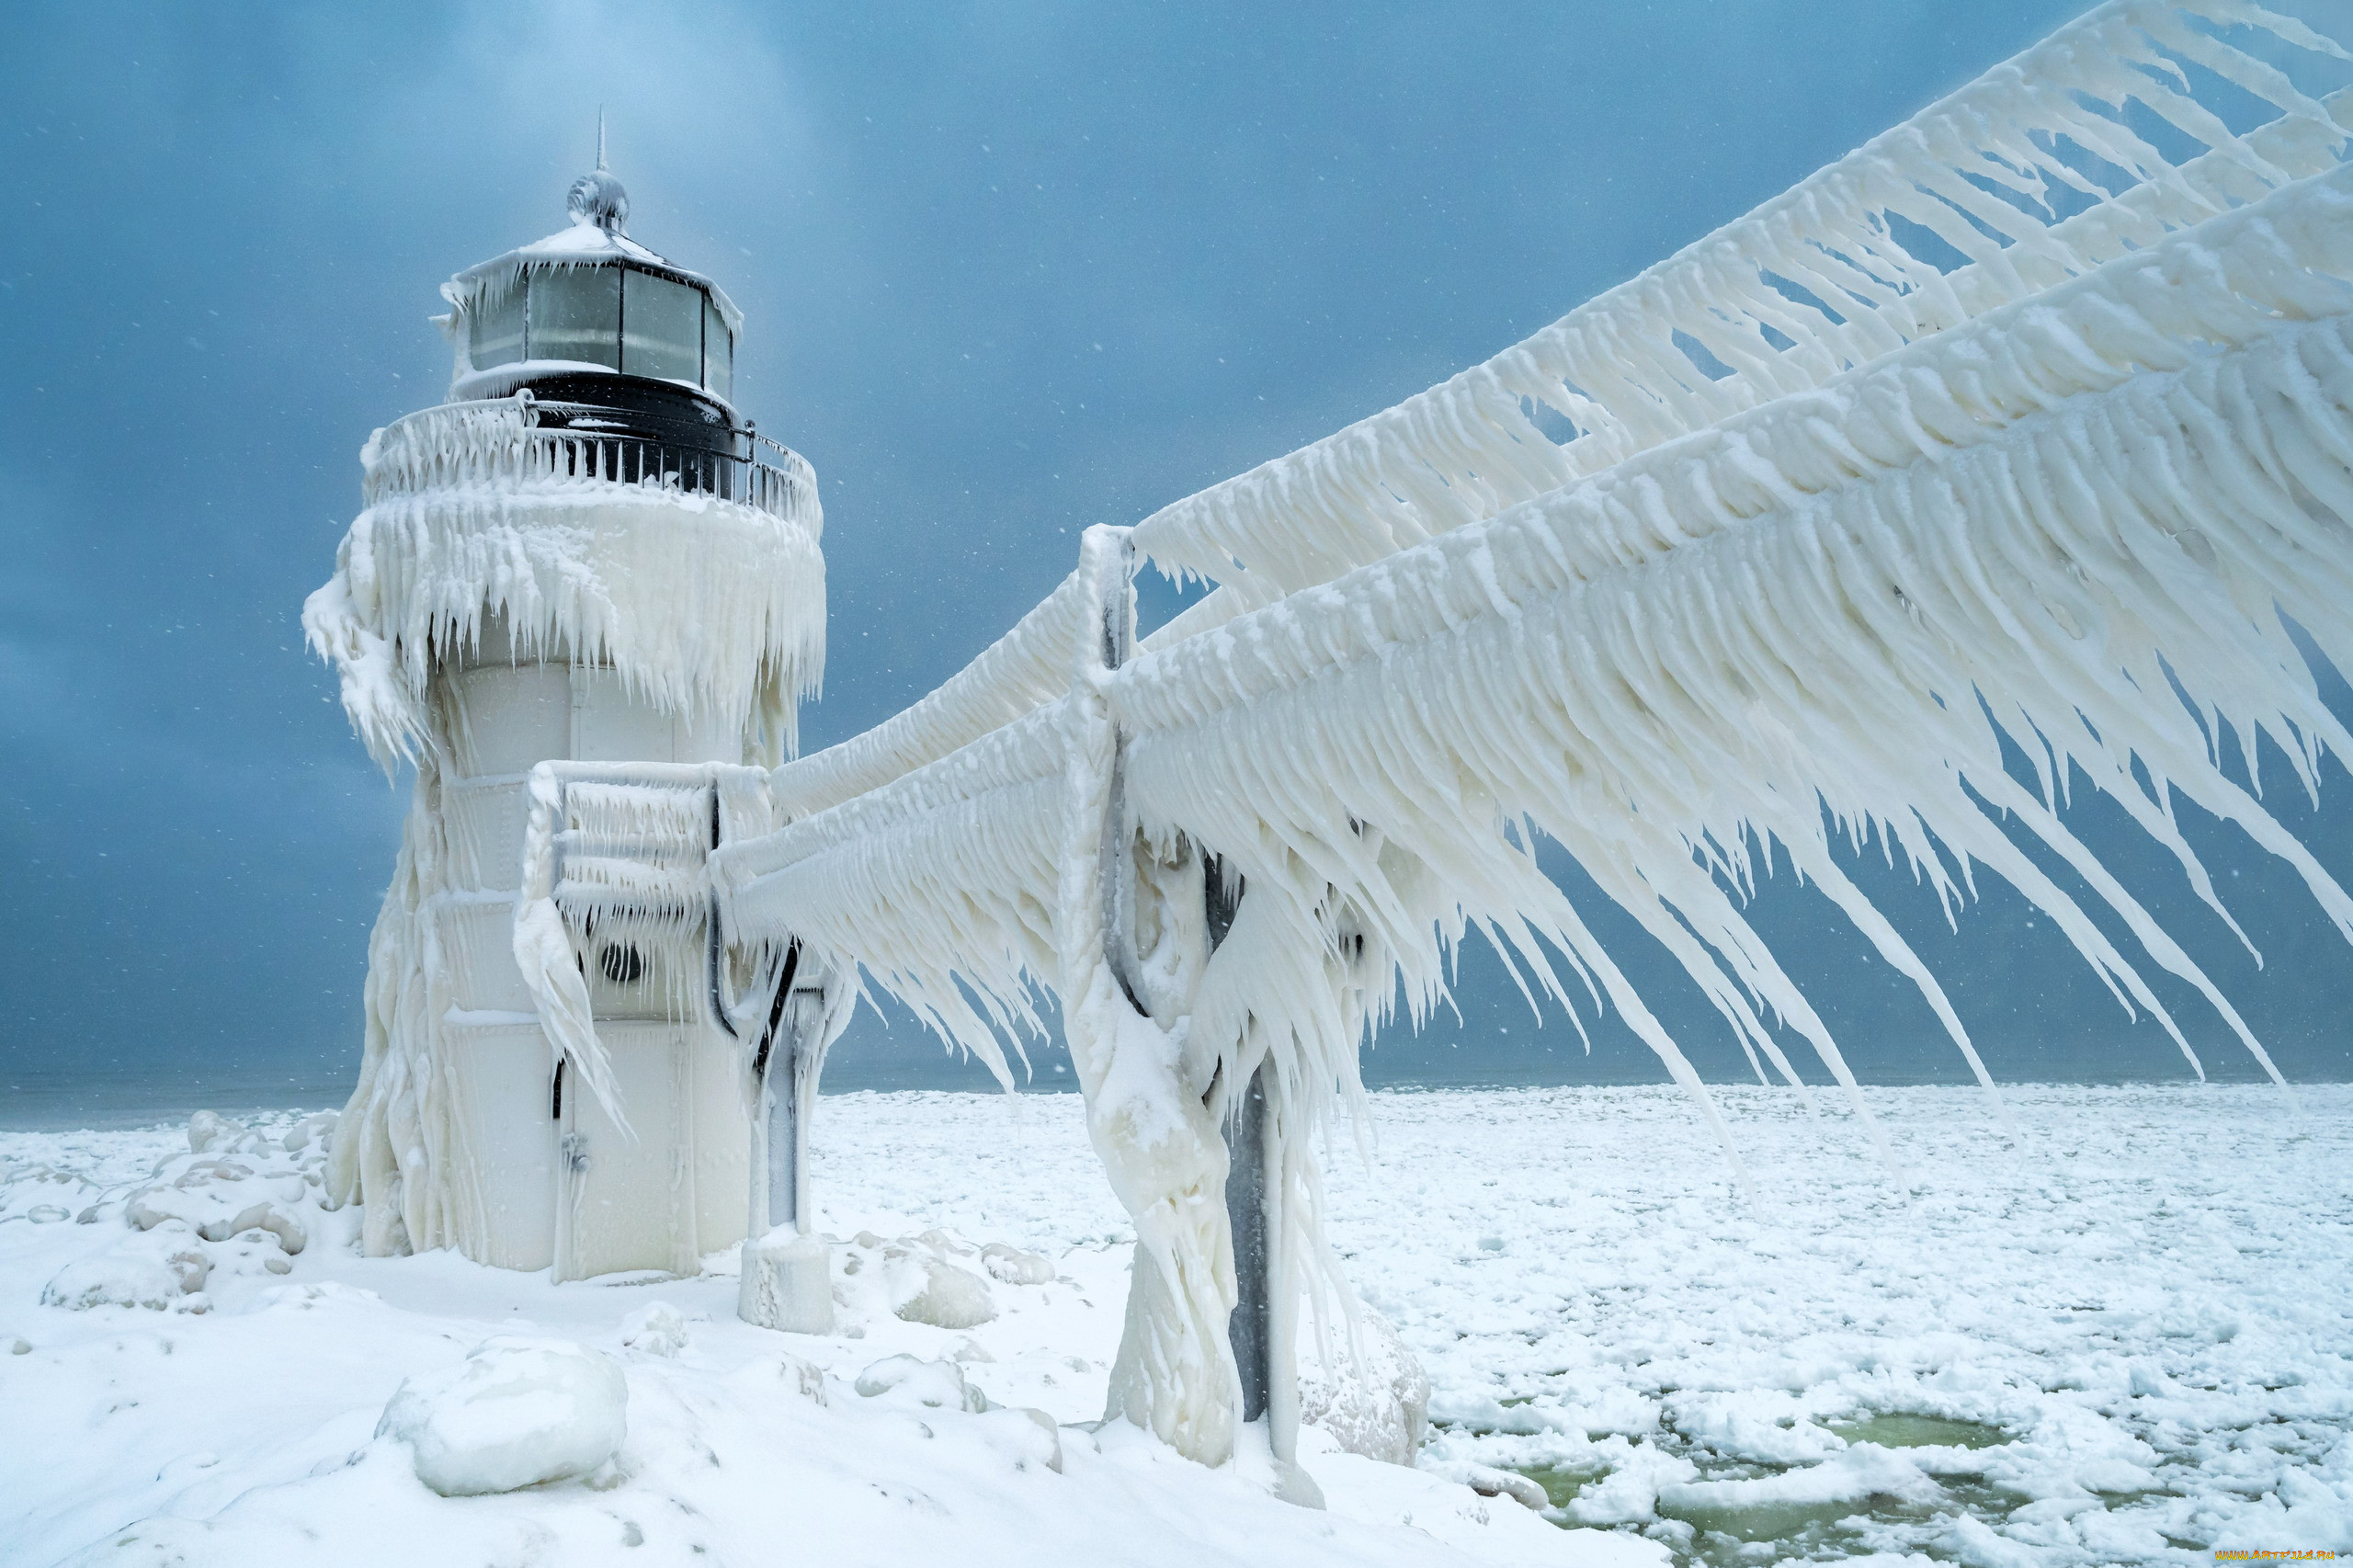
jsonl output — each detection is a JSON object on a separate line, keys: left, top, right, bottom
{"left": 470, "top": 279, "right": 524, "bottom": 369}
{"left": 528, "top": 266, "right": 620, "bottom": 369}
{"left": 703, "top": 295, "right": 733, "bottom": 402}
{"left": 622, "top": 270, "right": 702, "bottom": 383}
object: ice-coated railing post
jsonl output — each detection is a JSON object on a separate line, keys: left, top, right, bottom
{"left": 1204, "top": 855, "right": 1274, "bottom": 1426}
{"left": 758, "top": 942, "right": 807, "bottom": 1230}
{"left": 1096, "top": 531, "right": 1147, "bottom": 1008}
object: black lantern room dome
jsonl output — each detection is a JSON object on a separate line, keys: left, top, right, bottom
{"left": 441, "top": 161, "right": 746, "bottom": 457}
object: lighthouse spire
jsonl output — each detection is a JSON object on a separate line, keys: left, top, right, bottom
{"left": 566, "top": 114, "right": 629, "bottom": 235}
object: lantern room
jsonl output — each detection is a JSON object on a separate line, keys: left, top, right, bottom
{"left": 440, "top": 159, "right": 747, "bottom": 451}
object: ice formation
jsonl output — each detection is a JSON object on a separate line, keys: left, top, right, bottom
{"left": 692, "top": 0, "right": 2353, "bottom": 1475}
{"left": 16, "top": 1089, "right": 2346, "bottom": 1564}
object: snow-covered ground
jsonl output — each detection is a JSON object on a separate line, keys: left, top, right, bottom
{"left": 4, "top": 1084, "right": 2347, "bottom": 1566}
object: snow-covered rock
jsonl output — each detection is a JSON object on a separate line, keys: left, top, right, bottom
{"left": 125, "top": 1162, "right": 307, "bottom": 1254}
{"left": 620, "top": 1301, "right": 691, "bottom": 1358}
{"left": 733, "top": 1348, "right": 830, "bottom": 1406}
{"left": 41, "top": 1232, "right": 210, "bottom": 1312}
{"left": 977, "top": 1404, "right": 1064, "bottom": 1474}
{"left": 980, "top": 1242, "right": 1054, "bottom": 1285}
{"left": 851, "top": 1355, "right": 1062, "bottom": 1471}
{"left": 281, "top": 1111, "right": 338, "bottom": 1155}
{"left": 897, "top": 1253, "right": 996, "bottom": 1329}
{"left": 376, "top": 1338, "right": 628, "bottom": 1496}
{"left": 854, "top": 1354, "right": 990, "bottom": 1413}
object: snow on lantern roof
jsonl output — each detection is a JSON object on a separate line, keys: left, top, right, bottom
{"left": 441, "top": 165, "right": 743, "bottom": 339}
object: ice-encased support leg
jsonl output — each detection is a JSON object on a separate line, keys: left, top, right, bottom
{"left": 1204, "top": 854, "right": 1274, "bottom": 1427}
{"left": 764, "top": 1029, "right": 802, "bottom": 1231}
{"left": 1226, "top": 1059, "right": 1272, "bottom": 1424}
{"left": 767, "top": 988, "right": 833, "bottom": 1231}
{"left": 740, "top": 954, "right": 841, "bottom": 1334}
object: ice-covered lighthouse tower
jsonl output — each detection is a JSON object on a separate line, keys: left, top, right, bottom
{"left": 304, "top": 153, "right": 824, "bottom": 1278}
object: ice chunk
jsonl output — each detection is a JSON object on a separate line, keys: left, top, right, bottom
{"left": 894, "top": 1251, "right": 997, "bottom": 1330}
{"left": 282, "top": 1111, "right": 339, "bottom": 1154}
{"left": 186, "top": 1111, "right": 244, "bottom": 1154}
{"left": 1464, "top": 1465, "right": 1549, "bottom": 1511}
{"left": 980, "top": 1242, "right": 1054, "bottom": 1285}
{"left": 375, "top": 1337, "right": 627, "bottom": 1497}
{"left": 127, "top": 1181, "right": 306, "bottom": 1255}
{"left": 829, "top": 1232, "right": 1011, "bottom": 1332}
{"left": 1569, "top": 1449, "right": 1699, "bottom": 1527}
{"left": 1296, "top": 1306, "right": 1431, "bottom": 1466}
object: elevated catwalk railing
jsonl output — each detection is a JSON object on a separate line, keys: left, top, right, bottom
{"left": 513, "top": 0, "right": 2353, "bottom": 1488}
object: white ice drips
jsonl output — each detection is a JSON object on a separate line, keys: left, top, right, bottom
{"left": 304, "top": 401, "right": 824, "bottom": 772}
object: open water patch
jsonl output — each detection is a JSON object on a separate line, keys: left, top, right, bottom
{"left": 1455, "top": 1409, "right": 2040, "bottom": 1566}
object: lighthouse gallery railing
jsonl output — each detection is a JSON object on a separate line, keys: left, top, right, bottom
{"left": 361, "top": 397, "right": 816, "bottom": 527}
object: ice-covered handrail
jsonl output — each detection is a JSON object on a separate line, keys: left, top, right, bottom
{"left": 768, "top": 568, "right": 1089, "bottom": 819}
{"left": 512, "top": 760, "right": 779, "bottom": 1131}
{"left": 721, "top": 163, "right": 2353, "bottom": 1179}
{"left": 1129, "top": 0, "right": 2350, "bottom": 606}
{"left": 719, "top": 701, "right": 1074, "bottom": 1078}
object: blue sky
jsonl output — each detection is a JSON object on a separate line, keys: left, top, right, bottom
{"left": 6, "top": 0, "right": 2350, "bottom": 1106}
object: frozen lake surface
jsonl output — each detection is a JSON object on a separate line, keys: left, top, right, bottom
{"left": 4, "top": 1083, "right": 2347, "bottom": 1565}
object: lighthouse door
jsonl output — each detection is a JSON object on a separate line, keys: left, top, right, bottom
{"left": 550, "top": 667, "right": 751, "bottom": 1281}
{"left": 555, "top": 1021, "right": 699, "bottom": 1280}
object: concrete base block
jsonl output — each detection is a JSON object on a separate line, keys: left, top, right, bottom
{"left": 739, "top": 1226, "right": 835, "bottom": 1335}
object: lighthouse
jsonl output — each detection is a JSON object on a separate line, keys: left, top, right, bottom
{"left": 305, "top": 153, "right": 825, "bottom": 1280}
